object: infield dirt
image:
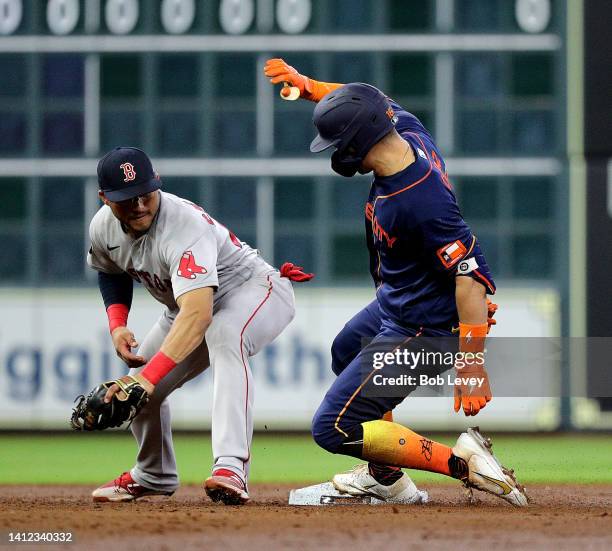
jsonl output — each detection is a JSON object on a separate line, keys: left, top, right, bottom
{"left": 0, "top": 484, "right": 610, "bottom": 550}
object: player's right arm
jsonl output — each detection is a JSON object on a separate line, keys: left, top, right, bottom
{"left": 264, "top": 58, "right": 343, "bottom": 102}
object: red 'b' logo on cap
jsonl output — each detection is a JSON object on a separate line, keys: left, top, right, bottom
{"left": 120, "top": 162, "right": 136, "bottom": 182}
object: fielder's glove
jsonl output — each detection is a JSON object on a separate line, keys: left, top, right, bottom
{"left": 70, "top": 375, "right": 149, "bottom": 431}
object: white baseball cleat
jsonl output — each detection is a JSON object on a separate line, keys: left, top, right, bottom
{"left": 452, "top": 427, "right": 529, "bottom": 507}
{"left": 92, "top": 471, "right": 174, "bottom": 503}
{"left": 332, "top": 464, "right": 428, "bottom": 504}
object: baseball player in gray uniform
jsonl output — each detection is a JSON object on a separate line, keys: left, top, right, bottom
{"left": 88, "top": 147, "right": 311, "bottom": 505}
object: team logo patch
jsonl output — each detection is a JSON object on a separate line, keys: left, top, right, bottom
{"left": 457, "top": 257, "right": 479, "bottom": 275}
{"left": 436, "top": 240, "right": 467, "bottom": 269}
{"left": 177, "top": 250, "right": 207, "bottom": 280}
{"left": 120, "top": 162, "right": 136, "bottom": 182}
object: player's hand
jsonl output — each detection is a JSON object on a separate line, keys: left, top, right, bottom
{"left": 264, "top": 58, "right": 312, "bottom": 99}
{"left": 104, "top": 373, "right": 154, "bottom": 403}
{"left": 111, "top": 326, "right": 146, "bottom": 368}
{"left": 486, "top": 298, "right": 498, "bottom": 333}
{"left": 453, "top": 361, "right": 492, "bottom": 416}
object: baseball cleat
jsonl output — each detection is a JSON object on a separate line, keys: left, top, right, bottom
{"left": 204, "top": 469, "right": 250, "bottom": 505}
{"left": 91, "top": 471, "right": 174, "bottom": 503}
{"left": 332, "top": 464, "right": 428, "bottom": 504}
{"left": 452, "top": 427, "right": 529, "bottom": 507}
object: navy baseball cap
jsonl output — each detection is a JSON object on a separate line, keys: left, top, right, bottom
{"left": 97, "top": 147, "right": 162, "bottom": 201}
{"left": 310, "top": 83, "right": 397, "bottom": 158}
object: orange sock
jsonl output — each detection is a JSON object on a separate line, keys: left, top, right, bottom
{"left": 382, "top": 411, "right": 393, "bottom": 422}
{"left": 361, "top": 420, "right": 452, "bottom": 476}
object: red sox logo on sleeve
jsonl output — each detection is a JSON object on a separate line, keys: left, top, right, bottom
{"left": 177, "top": 250, "right": 207, "bottom": 280}
{"left": 120, "top": 162, "right": 136, "bottom": 182}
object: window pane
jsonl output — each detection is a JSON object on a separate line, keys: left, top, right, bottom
{"left": 511, "top": 110, "right": 554, "bottom": 153}
{"left": 275, "top": 178, "right": 315, "bottom": 220}
{"left": 0, "top": 55, "right": 27, "bottom": 97}
{"left": 512, "top": 54, "right": 554, "bottom": 97}
{"left": 158, "top": 111, "right": 200, "bottom": 154}
{"left": 389, "top": 55, "right": 431, "bottom": 96}
{"left": 0, "top": 112, "right": 26, "bottom": 153}
{"left": 275, "top": 234, "right": 314, "bottom": 270}
{"left": 0, "top": 179, "right": 27, "bottom": 220}
{"left": 458, "top": 179, "right": 498, "bottom": 220}
{"left": 43, "top": 55, "right": 84, "bottom": 98}
{"left": 214, "top": 178, "right": 257, "bottom": 224}
{"left": 273, "top": 108, "right": 313, "bottom": 155}
{"left": 215, "top": 55, "right": 255, "bottom": 99}
{"left": 455, "top": 0, "right": 502, "bottom": 30}
{"left": 0, "top": 233, "right": 28, "bottom": 280}
{"left": 332, "top": 178, "right": 370, "bottom": 220}
{"left": 512, "top": 235, "right": 553, "bottom": 278}
{"left": 329, "top": 0, "right": 372, "bottom": 31}
{"left": 332, "top": 235, "right": 369, "bottom": 278}
{"left": 512, "top": 178, "right": 553, "bottom": 220}
{"left": 101, "top": 56, "right": 142, "bottom": 99}
{"left": 101, "top": 111, "right": 143, "bottom": 152}
{"left": 389, "top": 0, "right": 433, "bottom": 30}
{"left": 213, "top": 110, "right": 255, "bottom": 155}
{"left": 458, "top": 110, "right": 498, "bottom": 153}
{"left": 41, "top": 233, "right": 84, "bottom": 282}
{"left": 42, "top": 112, "right": 83, "bottom": 154}
{"left": 158, "top": 55, "right": 199, "bottom": 97}
{"left": 457, "top": 55, "right": 503, "bottom": 98}
{"left": 330, "top": 54, "right": 373, "bottom": 83}
{"left": 41, "top": 179, "right": 83, "bottom": 222}
{"left": 161, "top": 177, "right": 201, "bottom": 203}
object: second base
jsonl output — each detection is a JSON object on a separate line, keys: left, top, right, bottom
{"left": 288, "top": 482, "right": 429, "bottom": 506}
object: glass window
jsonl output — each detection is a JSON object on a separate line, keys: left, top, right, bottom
{"left": 158, "top": 111, "right": 200, "bottom": 155}
{"left": 0, "top": 112, "right": 26, "bottom": 153}
{"left": 101, "top": 55, "right": 142, "bottom": 99}
{"left": 332, "top": 178, "right": 370, "bottom": 220}
{"left": 512, "top": 54, "right": 554, "bottom": 97}
{"left": 512, "top": 235, "right": 553, "bottom": 278}
{"left": 389, "top": 55, "right": 432, "bottom": 96}
{"left": 273, "top": 108, "right": 314, "bottom": 155}
{"left": 215, "top": 54, "right": 255, "bottom": 99}
{"left": 101, "top": 111, "right": 143, "bottom": 152}
{"left": 275, "top": 178, "right": 315, "bottom": 220}
{"left": 330, "top": 54, "right": 373, "bottom": 84}
{"left": 389, "top": 0, "right": 433, "bottom": 30}
{"left": 275, "top": 234, "right": 314, "bottom": 271}
{"left": 457, "top": 55, "right": 503, "bottom": 98}
{"left": 457, "top": 178, "right": 498, "bottom": 221}
{"left": 455, "top": 0, "right": 502, "bottom": 30}
{"left": 512, "top": 178, "right": 553, "bottom": 220}
{"left": 213, "top": 110, "right": 255, "bottom": 155}
{"left": 41, "top": 179, "right": 83, "bottom": 223}
{"left": 161, "top": 177, "right": 201, "bottom": 203}
{"left": 214, "top": 178, "right": 257, "bottom": 224}
{"left": 43, "top": 55, "right": 84, "bottom": 98}
{"left": 329, "top": 0, "right": 372, "bottom": 31}
{"left": 511, "top": 110, "right": 554, "bottom": 153}
{"left": 458, "top": 110, "right": 499, "bottom": 153}
{"left": 332, "top": 235, "right": 369, "bottom": 279}
{"left": 42, "top": 112, "right": 83, "bottom": 154}
{"left": 0, "top": 178, "right": 27, "bottom": 220}
{"left": 40, "top": 233, "right": 84, "bottom": 282}
{"left": 0, "top": 233, "right": 28, "bottom": 280}
{"left": 158, "top": 54, "right": 199, "bottom": 98}
{"left": 0, "top": 55, "right": 27, "bottom": 97}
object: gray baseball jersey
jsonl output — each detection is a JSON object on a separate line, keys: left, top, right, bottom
{"left": 88, "top": 191, "right": 271, "bottom": 310}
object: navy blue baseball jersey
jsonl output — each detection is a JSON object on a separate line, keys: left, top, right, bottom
{"left": 365, "top": 100, "right": 495, "bottom": 330}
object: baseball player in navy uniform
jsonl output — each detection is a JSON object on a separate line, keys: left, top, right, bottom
{"left": 265, "top": 59, "right": 527, "bottom": 506}
{"left": 87, "top": 147, "right": 311, "bottom": 505}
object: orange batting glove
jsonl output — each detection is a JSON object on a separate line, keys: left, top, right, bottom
{"left": 264, "top": 58, "right": 343, "bottom": 102}
{"left": 486, "top": 298, "right": 498, "bottom": 332}
{"left": 453, "top": 322, "right": 492, "bottom": 416}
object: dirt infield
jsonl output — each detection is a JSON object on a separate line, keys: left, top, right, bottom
{"left": 0, "top": 484, "right": 610, "bottom": 550}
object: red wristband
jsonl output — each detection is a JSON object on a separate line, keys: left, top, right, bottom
{"left": 140, "top": 351, "right": 177, "bottom": 386}
{"left": 107, "top": 304, "right": 129, "bottom": 334}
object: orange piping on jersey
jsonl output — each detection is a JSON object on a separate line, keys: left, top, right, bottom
{"left": 472, "top": 269, "right": 496, "bottom": 294}
{"left": 333, "top": 330, "right": 423, "bottom": 438}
